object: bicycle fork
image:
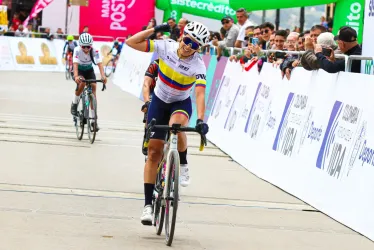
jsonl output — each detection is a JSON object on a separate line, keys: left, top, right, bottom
{"left": 163, "top": 133, "right": 179, "bottom": 201}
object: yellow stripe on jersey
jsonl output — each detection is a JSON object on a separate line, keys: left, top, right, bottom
{"left": 145, "top": 40, "right": 155, "bottom": 52}
{"left": 195, "top": 79, "right": 206, "bottom": 87}
{"left": 158, "top": 59, "right": 196, "bottom": 89}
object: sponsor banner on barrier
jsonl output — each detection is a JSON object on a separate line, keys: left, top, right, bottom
{"left": 8, "top": 37, "right": 60, "bottom": 72}
{"left": 0, "top": 37, "right": 114, "bottom": 74}
{"left": 207, "top": 62, "right": 374, "bottom": 241}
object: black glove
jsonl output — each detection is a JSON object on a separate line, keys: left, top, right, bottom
{"left": 154, "top": 24, "right": 170, "bottom": 33}
{"left": 196, "top": 119, "right": 209, "bottom": 135}
{"left": 141, "top": 101, "right": 150, "bottom": 112}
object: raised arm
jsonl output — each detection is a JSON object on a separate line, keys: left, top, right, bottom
{"left": 126, "top": 24, "right": 170, "bottom": 52}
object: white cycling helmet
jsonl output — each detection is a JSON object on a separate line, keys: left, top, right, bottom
{"left": 79, "top": 33, "right": 93, "bottom": 46}
{"left": 183, "top": 21, "right": 209, "bottom": 47}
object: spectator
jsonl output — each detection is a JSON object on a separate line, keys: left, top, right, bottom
{"left": 213, "top": 16, "right": 239, "bottom": 60}
{"left": 315, "top": 26, "right": 361, "bottom": 73}
{"left": 310, "top": 25, "right": 326, "bottom": 44}
{"left": 260, "top": 22, "right": 275, "bottom": 49}
{"left": 15, "top": 24, "right": 26, "bottom": 37}
{"left": 320, "top": 16, "right": 328, "bottom": 29}
{"left": 241, "top": 26, "right": 255, "bottom": 47}
{"left": 167, "top": 17, "right": 180, "bottom": 41}
{"left": 42, "top": 27, "right": 54, "bottom": 41}
{"left": 279, "top": 32, "right": 300, "bottom": 79}
{"left": 327, "top": 17, "right": 333, "bottom": 32}
{"left": 178, "top": 18, "right": 188, "bottom": 37}
{"left": 269, "top": 33, "right": 275, "bottom": 49}
{"left": 234, "top": 8, "right": 254, "bottom": 48}
{"left": 143, "top": 18, "right": 157, "bottom": 30}
{"left": 301, "top": 32, "right": 339, "bottom": 71}
{"left": 56, "top": 28, "right": 64, "bottom": 39}
{"left": 10, "top": 13, "right": 21, "bottom": 31}
{"left": 298, "top": 33, "right": 305, "bottom": 51}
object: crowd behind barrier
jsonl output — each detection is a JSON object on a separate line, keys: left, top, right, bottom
{"left": 112, "top": 44, "right": 374, "bottom": 241}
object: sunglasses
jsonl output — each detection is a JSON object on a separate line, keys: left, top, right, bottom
{"left": 182, "top": 36, "right": 200, "bottom": 50}
{"left": 81, "top": 45, "right": 91, "bottom": 49}
{"left": 221, "top": 20, "right": 230, "bottom": 25}
{"left": 261, "top": 29, "right": 270, "bottom": 34}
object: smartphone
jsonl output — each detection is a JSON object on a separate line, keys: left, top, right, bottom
{"left": 322, "top": 48, "right": 332, "bottom": 57}
{"left": 252, "top": 37, "right": 259, "bottom": 45}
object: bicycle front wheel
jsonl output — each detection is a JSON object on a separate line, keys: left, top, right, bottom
{"left": 75, "top": 96, "right": 84, "bottom": 140}
{"left": 153, "top": 161, "right": 165, "bottom": 235}
{"left": 164, "top": 151, "right": 180, "bottom": 246}
{"left": 65, "top": 61, "right": 70, "bottom": 80}
{"left": 105, "top": 59, "right": 114, "bottom": 77}
{"left": 87, "top": 94, "right": 98, "bottom": 144}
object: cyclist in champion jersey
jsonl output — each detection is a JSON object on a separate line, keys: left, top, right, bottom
{"left": 126, "top": 21, "right": 210, "bottom": 225}
{"left": 62, "top": 35, "right": 78, "bottom": 62}
{"left": 70, "top": 33, "right": 107, "bottom": 131}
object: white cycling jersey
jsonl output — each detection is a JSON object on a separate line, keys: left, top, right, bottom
{"left": 145, "top": 39, "right": 207, "bottom": 103}
{"left": 73, "top": 46, "right": 102, "bottom": 71}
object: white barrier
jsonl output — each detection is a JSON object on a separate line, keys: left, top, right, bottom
{"left": 112, "top": 44, "right": 374, "bottom": 241}
{"left": 0, "top": 36, "right": 113, "bottom": 73}
{"left": 208, "top": 62, "right": 374, "bottom": 241}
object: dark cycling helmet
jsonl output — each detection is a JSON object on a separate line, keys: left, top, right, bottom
{"left": 114, "top": 41, "right": 119, "bottom": 46}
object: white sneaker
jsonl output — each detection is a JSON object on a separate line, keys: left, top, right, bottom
{"left": 180, "top": 164, "right": 190, "bottom": 187}
{"left": 140, "top": 205, "right": 153, "bottom": 226}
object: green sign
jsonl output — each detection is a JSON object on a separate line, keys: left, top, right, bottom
{"left": 156, "top": 0, "right": 237, "bottom": 22}
{"left": 156, "top": 0, "right": 365, "bottom": 43}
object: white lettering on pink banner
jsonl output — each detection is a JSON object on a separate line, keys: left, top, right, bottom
{"left": 100, "top": 0, "right": 136, "bottom": 31}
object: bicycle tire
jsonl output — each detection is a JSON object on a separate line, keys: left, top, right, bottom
{"left": 164, "top": 151, "right": 180, "bottom": 246}
{"left": 65, "top": 61, "right": 70, "bottom": 80}
{"left": 153, "top": 161, "right": 165, "bottom": 235}
{"left": 87, "top": 94, "right": 98, "bottom": 144}
{"left": 105, "top": 59, "right": 113, "bottom": 77}
{"left": 75, "top": 96, "right": 84, "bottom": 140}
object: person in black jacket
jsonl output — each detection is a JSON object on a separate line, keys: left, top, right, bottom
{"left": 315, "top": 26, "right": 362, "bottom": 73}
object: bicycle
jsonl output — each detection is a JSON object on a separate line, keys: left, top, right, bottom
{"left": 64, "top": 52, "right": 73, "bottom": 80}
{"left": 73, "top": 79, "right": 106, "bottom": 144}
{"left": 104, "top": 55, "right": 117, "bottom": 77}
{"left": 143, "top": 118, "right": 207, "bottom": 246}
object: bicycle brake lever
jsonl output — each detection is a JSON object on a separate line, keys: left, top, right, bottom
{"left": 102, "top": 84, "right": 106, "bottom": 91}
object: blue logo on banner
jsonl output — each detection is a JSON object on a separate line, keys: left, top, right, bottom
{"left": 316, "top": 101, "right": 343, "bottom": 170}
{"left": 272, "top": 93, "right": 294, "bottom": 151}
{"left": 369, "top": 0, "right": 374, "bottom": 16}
{"left": 244, "top": 82, "right": 262, "bottom": 133}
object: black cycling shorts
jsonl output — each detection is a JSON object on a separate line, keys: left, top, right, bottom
{"left": 147, "top": 92, "right": 192, "bottom": 140}
{"left": 71, "top": 68, "right": 96, "bottom": 84}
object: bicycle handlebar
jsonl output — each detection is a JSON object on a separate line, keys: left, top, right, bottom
{"left": 144, "top": 118, "right": 207, "bottom": 151}
{"left": 80, "top": 79, "right": 106, "bottom": 91}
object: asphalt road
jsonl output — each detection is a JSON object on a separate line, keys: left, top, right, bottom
{"left": 0, "top": 71, "right": 372, "bottom": 250}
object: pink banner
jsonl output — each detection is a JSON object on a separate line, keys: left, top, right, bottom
{"left": 23, "top": 0, "right": 55, "bottom": 26}
{"left": 79, "top": 0, "right": 155, "bottom": 40}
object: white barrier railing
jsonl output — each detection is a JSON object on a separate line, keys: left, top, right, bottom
{"left": 111, "top": 44, "right": 374, "bottom": 241}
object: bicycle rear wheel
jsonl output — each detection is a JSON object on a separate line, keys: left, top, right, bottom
{"left": 164, "top": 151, "right": 180, "bottom": 246}
{"left": 105, "top": 59, "right": 114, "bottom": 77}
{"left": 74, "top": 96, "right": 84, "bottom": 140}
{"left": 153, "top": 161, "right": 165, "bottom": 235}
{"left": 87, "top": 94, "right": 98, "bottom": 144}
